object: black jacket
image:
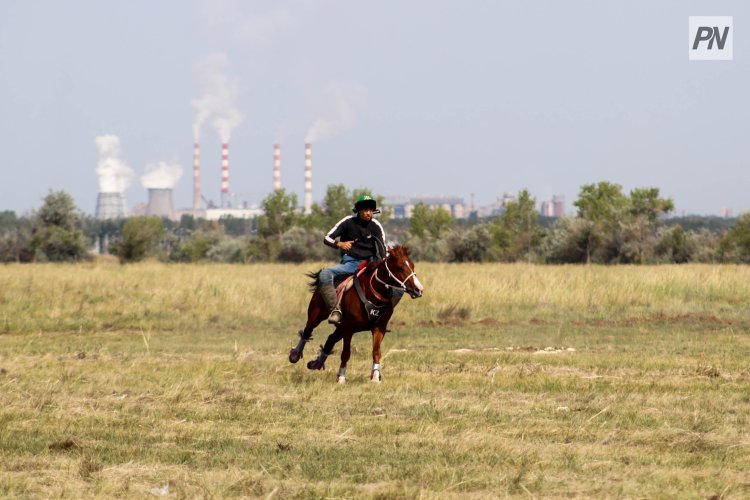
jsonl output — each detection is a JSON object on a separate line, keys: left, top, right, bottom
{"left": 324, "top": 215, "right": 386, "bottom": 260}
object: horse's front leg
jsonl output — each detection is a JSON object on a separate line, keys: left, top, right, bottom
{"left": 337, "top": 333, "right": 353, "bottom": 384}
{"left": 307, "top": 327, "right": 345, "bottom": 371}
{"left": 370, "top": 326, "right": 386, "bottom": 382}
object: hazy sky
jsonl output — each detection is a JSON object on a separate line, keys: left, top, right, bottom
{"left": 1, "top": 0, "right": 747, "bottom": 216}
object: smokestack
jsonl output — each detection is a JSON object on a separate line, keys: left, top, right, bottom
{"left": 193, "top": 143, "right": 201, "bottom": 210}
{"left": 147, "top": 188, "right": 175, "bottom": 219}
{"left": 221, "top": 142, "right": 229, "bottom": 208}
{"left": 273, "top": 144, "right": 281, "bottom": 191}
{"left": 304, "top": 143, "right": 312, "bottom": 214}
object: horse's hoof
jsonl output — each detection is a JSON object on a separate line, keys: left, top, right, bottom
{"left": 288, "top": 348, "right": 302, "bottom": 364}
{"left": 336, "top": 375, "right": 346, "bottom": 384}
{"left": 370, "top": 370, "right": 381, "bottom": 383}
{"left": 307, "top": 359, "right": 325, "bottom": 371}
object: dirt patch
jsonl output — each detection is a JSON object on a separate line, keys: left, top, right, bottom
{"left": 48, "top": 438, "right": 82, "bottom": 452}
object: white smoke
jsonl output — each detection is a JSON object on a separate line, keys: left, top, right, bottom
{"left": 191, "top": 52, "right": 244, "bottom": 142}
{"left": 305, "top": 81, "right": 368, "bottom": 143}
{"left": 235, "top": 7, "right": 296, "bottom": 48}
{"left": 141, "top": 161, "right": 184, "bottom": 189}
{"left": 95, "top": 135, "right": 134, "bottom": 193}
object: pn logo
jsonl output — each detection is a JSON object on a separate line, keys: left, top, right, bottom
{"left": 689, "top": 16, "right": 733, "bottom": 60}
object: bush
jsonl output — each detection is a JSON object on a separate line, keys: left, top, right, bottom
{"left": 399, "top": 234, "right": 450, "bottom": 262}
{"left": 278, "top": 227, "right": 335, "bottom": 262}
{"left": 718, "top": 213, "right": 750, "bottom": 263}
{"left": 539, "top": 218, "right": 590, "bottom": 264}
{"left": 446, "top": 226, "right": 492, "bottom": 262}
{"left": 655, "top": 225, "right": 695, "bottom": 263}
{"left": 110, "top": 216, "right": 164, "bottom": 263}
{"left": 207, "top": 238, "right": 248, "bottom": 263}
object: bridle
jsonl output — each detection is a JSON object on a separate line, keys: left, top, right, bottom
{"left": 373, "top": 254, "right": 418, "bottom": 293}
{"left": 365, "top": 236, "right": 420, "bottom": 299}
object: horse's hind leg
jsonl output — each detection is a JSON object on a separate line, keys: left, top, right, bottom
{"left": 307, "top": 327, "right": 346, "bottom": 371}
{"left": 289, "top": 291, "right": 329, "bottom": 363}
{"left": 336, "top": 333, "right": 353, "bottom": 384}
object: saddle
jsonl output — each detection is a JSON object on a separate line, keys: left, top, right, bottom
{"left": 335, "top": 260, "right": 390, "bottom": 327}
{"left": 334, "top": 260, "right": 369, "bottom": 303}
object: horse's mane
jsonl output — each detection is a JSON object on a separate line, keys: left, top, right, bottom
{"left": 366, "top": 245, "right": 411, "bottom": 271}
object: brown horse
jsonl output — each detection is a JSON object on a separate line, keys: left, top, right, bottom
{"left": 288, "top": 245, "right": 424, "bottom": 383}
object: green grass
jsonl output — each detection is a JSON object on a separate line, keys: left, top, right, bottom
{"left": 1, "top": 262, "right": 750, "bottom": 497}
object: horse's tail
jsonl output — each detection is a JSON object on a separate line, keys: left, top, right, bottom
{"left": 306, "top": 270, "right": 322, "bottom": 293}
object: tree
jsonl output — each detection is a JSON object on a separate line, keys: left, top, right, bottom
{"left": 491, "top": 189, "right": 539, "bottom": 261}
{"left": 572, "top": 182, "right": 627, "bottom": 263}
{"left": 409, "top": 202, "right": 454, "bottom": 239}
{"left": 629, "top": 187, "right": 674, "bottom": 226}
{"left": 574, "top": 182, "right": 627, "bottom": 223}
{"left": 31, "top": 191, "right": 89, "bottom": 262}
{"left": 323, "top": 184, "right": 351, "bottom": 226}
{"left": 409, "top": 202, "right": 429, "bottom": 238}
{"left": 257, "top": 189, "right": 298, "bottom": 238}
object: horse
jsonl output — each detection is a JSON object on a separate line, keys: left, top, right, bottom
{"left": 288, "top": 245, "right": 424, "bottom": 383}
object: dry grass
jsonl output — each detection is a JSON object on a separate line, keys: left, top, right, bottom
{"left": 1, "top": 262, "right": 750, "bottom": 497}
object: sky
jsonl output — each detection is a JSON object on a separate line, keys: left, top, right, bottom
{"left": 0, "top": 0, "right": 748, "bottom": 217}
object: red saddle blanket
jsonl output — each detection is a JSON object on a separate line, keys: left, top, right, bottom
{"left": 335, "top": 260, "right": 369, "bottom": 302}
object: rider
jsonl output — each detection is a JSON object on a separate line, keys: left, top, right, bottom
{"left": 319, "top": 195, "right": 392, "bottom": 324}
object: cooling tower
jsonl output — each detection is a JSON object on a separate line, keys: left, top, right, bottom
{"left": 146, "top": 188, "right": 174, "bottom": 219}
{"left": 95, "top": 192, "right": 127, "bottom": 219}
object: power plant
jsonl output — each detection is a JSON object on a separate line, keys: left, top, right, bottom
{"left": 94, "top": 136, "right": 494, "bottom": 223}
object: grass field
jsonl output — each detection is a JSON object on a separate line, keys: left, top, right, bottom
{"left": 1, "top": 261, "right": 750, "bottom": 498}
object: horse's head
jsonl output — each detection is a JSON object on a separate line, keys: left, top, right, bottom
{"left": 382, "top": 245, "right": 424, "bottom": 299}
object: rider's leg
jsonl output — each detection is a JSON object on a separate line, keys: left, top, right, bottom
{"left": 318, "top": 255, "right": 361, "bottom": 324}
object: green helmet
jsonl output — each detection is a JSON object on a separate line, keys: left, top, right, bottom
{"left": 353, "top": 195, "right": 377, "bottom": 213}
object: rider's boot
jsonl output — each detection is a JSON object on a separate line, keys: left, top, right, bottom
{"left": 319, "top": 283, "right": 342, "bottom": 324}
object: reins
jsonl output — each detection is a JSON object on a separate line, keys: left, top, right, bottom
{"left": 374, "top": 258, "right": 417, "bottom": 292}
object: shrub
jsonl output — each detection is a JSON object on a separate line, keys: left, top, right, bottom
{"left": 278, "top": 227, "right": 334, "bottom": 262}
{"left": 110, "top": 216, "right": 163, "bottom": 263}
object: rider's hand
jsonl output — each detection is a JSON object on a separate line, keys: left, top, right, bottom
{"left": 338, "top": 240, "right": 354, "bottom": 252}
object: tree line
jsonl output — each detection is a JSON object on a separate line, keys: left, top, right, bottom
{"left": 2, "top": 182, "right": 750, "bottom": 264}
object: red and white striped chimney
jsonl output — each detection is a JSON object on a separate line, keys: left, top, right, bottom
{"left": 221, "top": 142, "right": 229, "bottom": 208}
{"left": 193, "top": 142, "right": 201, "bottom": 210}
{"left": 304, "top": 143, "right": 312, "bottom": 214}
{"left": 273, "top": 143, "right": 281, "bottom": 191}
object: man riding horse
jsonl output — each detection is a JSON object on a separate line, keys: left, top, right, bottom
{"left": 318, "top": 195, "right": 403, "bottom": 324}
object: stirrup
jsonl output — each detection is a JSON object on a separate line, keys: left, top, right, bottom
{"left": 327, "top": 308, "right": 342, "bottom": 325}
